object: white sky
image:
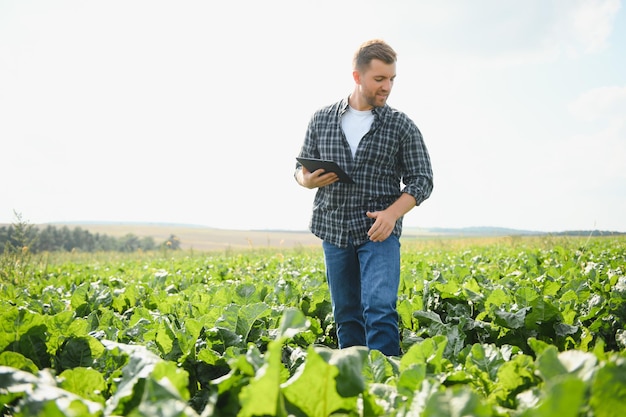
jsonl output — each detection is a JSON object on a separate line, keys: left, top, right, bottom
{"left": 1, "top": 0, "right": 625, "bottom": 232}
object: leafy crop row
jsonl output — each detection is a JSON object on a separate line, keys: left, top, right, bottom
{"left": 1, "top": 237, "right": 625, "bottom": 416}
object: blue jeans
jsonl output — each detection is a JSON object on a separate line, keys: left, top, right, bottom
{"left": 322, "top": 235, "right": 401, "bottom": 356}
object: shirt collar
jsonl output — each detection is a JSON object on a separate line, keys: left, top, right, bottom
{"left": 340, "top": 96, "right": 388, "bottom": 118}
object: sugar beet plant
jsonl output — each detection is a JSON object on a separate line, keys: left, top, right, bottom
{"left": 1, "top": 237, "right": 625, "bottom": 416}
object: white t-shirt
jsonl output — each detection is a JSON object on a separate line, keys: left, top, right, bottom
{"left": 341, "top": 106, "right": 374, "bottom": 157}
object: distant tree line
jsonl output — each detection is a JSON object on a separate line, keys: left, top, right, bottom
{"left": 0, "top": 223, "right": 181, "bottom": 253}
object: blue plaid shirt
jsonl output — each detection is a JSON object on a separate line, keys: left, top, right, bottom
{"left": 296, "top": 97, "right": 433, "bottom": 247}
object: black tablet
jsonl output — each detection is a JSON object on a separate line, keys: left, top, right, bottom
{"left": 296, "top": 157, "right": 355, "bottom": 184}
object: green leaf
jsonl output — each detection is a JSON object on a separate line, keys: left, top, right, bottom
{"left": 0, "top": 307, "right": 46, "bottom": 360}
{"left": 55, "top": 335, "right": 105, "bottom": 372}
{"left": 398, "top": 299, "right": 417, "bottom": 331}
{"left": 132, "top": 377, "right": 197, "bottom": 417}
{"left": 462, "top": 277, "right": 485, "bottom": 303}
{"left": 238, "top": 341, "right": 287, "bottom": 417}
{"left": 492, "top": 307, "right": 530, "bottom": 329}
{"left": 102, "top": 341, "right": 162, "bottom": 415}
{"left": 152, "top": 361, "right": 191, "bottom": 400}
{"left": 535, "top": 345, "right": 567, "bottom": 382}
{"left": 234, "top": 283, "right": 258, "bottom": 304}
{"left": 422, "top": 385, "right": 492, "bottom": 417}
{"left": 176, "top": 318, "right": 203, "bottom": 358}
{"left": 276, "top": 308, "right": 310, "bottom": 341}
{"left": 515, "top": 286, "right": 540, "bottom": 305}
{"left": 0, "top": 351, "right": 38, "bottom": 373}
{"left": 492, "top": 354, "right": 537, "bottom": 406}
{"left": 554, "top": 322, "right": 579, "bottom": 337}
{"left": 528, "top": 337, "right": 552, "bottom": 356}
{"left": 29, "top": 398, "right": 97, "bottom": 417}
{"left": 525, "top": 297, "right": 561, "bottom": 329}
{"left": 46, "top": 311, "right": 89, "bottom": 354}
{"left": 70, "top": 283, "right": 90, "bottom": 311}
{"left": 366, "top": 349, "right": 400, "bottom": 384}
{"left": 215, "top": 302, "right": 270, "bottom": 344}
{"left": 433, "top": 279, "right": 461, "bottom": 299}
{"left": 414, "top": 309, "right": 443, "bottom": 325}
{"left": 520, "top": 375, "right": 585, "bottom": 417}
{"left": 154, "top": 317, "right": 180, "bottom": 359}
{"left": 58, "top": 367, "right": 107, "bottom": 403}
{"left": 397, "top": 363, "right": 427, "bottom": 396}
{"left": 362, "top": 388, "right": 386, "bottom": 416}
{"left": 327, "top": 345, "right": 369, "bottom": 397}
{"left": 400, "top": 335, "right": 448, "bottom": 373}
{"left": 282, "top": 346, "right": 357, "bottom": 417}
{"left": 465, "top": 343, "right": 504, "bottom": 381}
{"left": 484, "top": 287, "right": 511, "bottom": 309}
{"left": 0, "top": 366, "right": 104, "bottom": 416}
{"left": 590, "top": 360, "right": 626, "bottom": 417}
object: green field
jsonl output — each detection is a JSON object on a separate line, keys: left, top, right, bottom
{"left": 1, "top": 235, "right": 625, "bottom": 416}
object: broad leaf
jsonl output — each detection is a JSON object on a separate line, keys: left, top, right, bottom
{"left": 282, "top": 346, "right": 357, "bottom": 416}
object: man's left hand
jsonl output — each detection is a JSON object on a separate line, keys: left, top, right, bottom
{"left": 366, "top": 211, "right": 395, "bottom": 242}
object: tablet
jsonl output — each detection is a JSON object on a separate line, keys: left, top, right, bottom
{"left": 296, "top": 157, "right": 355, "bottom": 184}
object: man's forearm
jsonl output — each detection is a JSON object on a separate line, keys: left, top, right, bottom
{"left": 386, "top": 192, "right": 417, "bottom": 220}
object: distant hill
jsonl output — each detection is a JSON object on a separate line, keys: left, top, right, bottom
{"left": 404, "top": 226, "right": 625, "bottom": 238}
{"left": 406, "top": 226, "right": 541, "bottom": 236}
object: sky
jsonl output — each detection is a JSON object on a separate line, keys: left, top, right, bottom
{"left": 1, "top": 0, "right": 625, "bottom": 233}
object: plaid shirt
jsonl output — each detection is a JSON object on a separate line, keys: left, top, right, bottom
{"left": 296, "top": 97, "right": 433, "bottom": 247}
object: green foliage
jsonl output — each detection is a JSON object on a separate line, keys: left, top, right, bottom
{"left": 0, "top": 211, "right": 37, "bottom": 285}
{"left": 0, "top": 236, "right": 625, "bottom": 416}
{"left": 0, "top": 213, "right": 176, "bottom": 253}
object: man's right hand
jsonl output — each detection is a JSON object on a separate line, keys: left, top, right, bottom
{"left": 297, "top": 166, "right": 339, "bottom": 189}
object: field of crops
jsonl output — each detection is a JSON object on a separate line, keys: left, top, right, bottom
{"left": 1, "top": 235, "right": 625, "bottom": 416}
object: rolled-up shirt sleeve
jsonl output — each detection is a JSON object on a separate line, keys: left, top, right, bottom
{"left": 399, "top": 121, "right": 433, "bottom": 206}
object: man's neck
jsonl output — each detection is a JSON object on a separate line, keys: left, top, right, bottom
{"left": 348, "top": 91, "right": 372, "bottom": 111}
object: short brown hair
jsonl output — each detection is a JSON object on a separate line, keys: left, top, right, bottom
{"left": 353, "top": 39, "right": 397, "bottom": 71}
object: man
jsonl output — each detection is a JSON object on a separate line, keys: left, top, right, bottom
{"left": 295, "top": 39, "right": 433, "bottom": 356}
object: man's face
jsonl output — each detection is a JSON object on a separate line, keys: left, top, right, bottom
{"left": 356, "top": 59, "right": 396, "bottom": 109}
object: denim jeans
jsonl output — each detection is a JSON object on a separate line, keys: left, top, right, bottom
{"left": 322, "top": 235, "right": 401, "bottom": 356}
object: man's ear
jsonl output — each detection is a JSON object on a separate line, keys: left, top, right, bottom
{"left": 352, "top": 70, "right": 361, "bottom": 85}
